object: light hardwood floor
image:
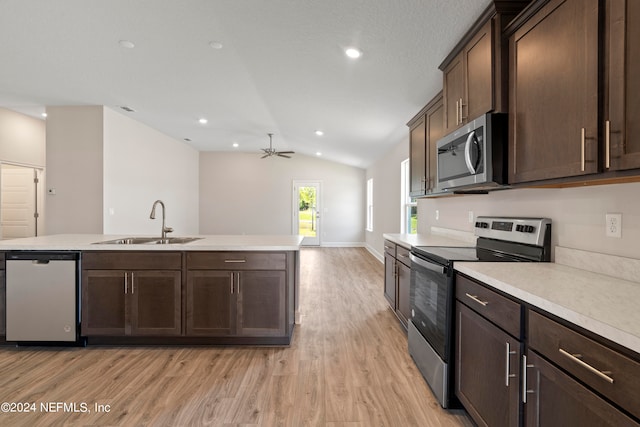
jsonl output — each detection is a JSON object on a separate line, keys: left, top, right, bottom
{"left": 0, "top": 247, "right": 472, "bottom": 426}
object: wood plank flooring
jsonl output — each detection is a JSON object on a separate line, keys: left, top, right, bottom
{"left": 0, "top": 247, "right": 472, "bottom": 426}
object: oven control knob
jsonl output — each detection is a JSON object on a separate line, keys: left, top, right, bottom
{"left": 526, "top": 225, "right": 535, "bottom": 233}
{"left": 516, "top": 225, "right": 523, "bottom": 232}
{"left": 475, "top": 221, "right": 489, "bottom": 229}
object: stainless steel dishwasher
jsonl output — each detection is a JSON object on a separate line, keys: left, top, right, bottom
{"left": 5, "top": 252, "right": 80, "bottom": 343}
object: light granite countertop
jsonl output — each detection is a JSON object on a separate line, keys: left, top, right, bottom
{"left": 0, "top": 234, "right": 304, "bottom": 251}
{"left": 455, "top": 262, "right": 640, "bottom": 356}
{"left": 383, "top": 229, "right": 476, "bottom": 249}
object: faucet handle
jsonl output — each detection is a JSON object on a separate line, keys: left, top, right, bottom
{"left": 164, "top": 226, "right": 174, "bottom": 234}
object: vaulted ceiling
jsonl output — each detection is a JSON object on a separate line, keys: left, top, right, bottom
{"left": 0, "top": 0, "right": 491, "bottom": 168}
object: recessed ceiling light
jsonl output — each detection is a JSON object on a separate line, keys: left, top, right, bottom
{"left": 316, "top": 152, "right": 322, "bottom": 156}
{"left": 119, "top": 40, "right": 135, "bottom": 49}
{"left": 41, "top": 113, "right": 47, "bottom": 118}
{"left": 198, "top": 118, "right": 208, "bottom": 124}
{"left": 232, "top": 142, "right": 239, "bottom": 148}
{"left": 345, "top": 47, "right": 362, "bottom": 59}
{"left": 209, "top": 41, "right": 223, "bottom": 49}
{"left": 315, "top": 130, "right": 324, "bottom": 136}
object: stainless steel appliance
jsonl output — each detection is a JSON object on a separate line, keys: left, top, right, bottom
{"left": 5, "top": 252, "right": 80, "bottom": 343}
{"left": 436, "top": 113, "right": 507, "bottom": 192}
{"left": 408, "top": 217, "right": 551, "bottom": 408}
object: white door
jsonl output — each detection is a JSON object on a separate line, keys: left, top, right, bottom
{"left": 293, "top": 181, "right": 321, "bottom": 246}
{"left": 1, "top": 164, "right": 39, "bottom": 239}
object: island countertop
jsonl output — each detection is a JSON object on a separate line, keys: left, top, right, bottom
{"left": 0, "top": 234, "right": 304, "bottom": 251}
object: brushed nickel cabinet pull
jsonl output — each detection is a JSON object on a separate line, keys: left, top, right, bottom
{"left": 455, "top": 100, "right": 459, "bottom": 125}
{"left": 459, "top": 98, "right": 465, "bottom": 123}
{"left": 131, "top": 272, "right": 135, "bottom": 294}
{"left": 581, "top": 128, "right": 586, "bottom": 172}
{"left": 230, "top": 273, "right": 234, "bottom": 294}
{"left": 465, "top": 293, "right": 488, "bottom": 306}
{"left": 559, "top": 348, "right": 614, "bottom": 384}
{"left": 505, "top": 342, "right": 517, "bottom": 386}
{"left": 124, "top": 272, "right": 128, "bottom": 294}
{"left": 605, "top": 120, "right": 611, "bottom": 169}
{"left": 522, "top": 354, "right": 535, "bottom": 404}
{"left": 224, "top": 259, "right": 246, "bottom": 263}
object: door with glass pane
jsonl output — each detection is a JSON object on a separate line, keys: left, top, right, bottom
{"left": 293, "top": 181, "right": 321, "bottom": 246}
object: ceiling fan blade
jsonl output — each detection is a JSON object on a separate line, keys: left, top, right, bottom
{"left": 277, "top": 151, "right": 295, "bottom": 154}
{"left": 261, "top": 153, "right": 270, "bottom": 158}
{"left": 277, "top": 153, "right": 292, "bottom": 158}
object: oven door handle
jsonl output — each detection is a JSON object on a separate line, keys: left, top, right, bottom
{"left": 410, "top": 253, "right": 446, "bottom": 274}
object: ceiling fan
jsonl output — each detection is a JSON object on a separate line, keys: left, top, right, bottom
{"left": 261, "top": 133, "right": 295, "bottom": 159}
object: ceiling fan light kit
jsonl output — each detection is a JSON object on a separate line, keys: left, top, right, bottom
{"left": 261, "top": 133, "right": 295, "bottom": 159}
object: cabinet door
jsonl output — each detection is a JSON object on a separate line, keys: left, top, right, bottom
{"left": 524, "top": 350, "right": 639, "bottom": 427}
{"left": 409, "top": 116, "right": 427, "bottom": 197}
{"left": 426, "top": 97, "right": 444, "bottom": 191}
{"left": 383, "top": 253, "right": 396, "bottom": 309}
{"left": 456, "top": 302, "right": 520, "bottom": 427}
{"left": 465, "top": 19, "right": 493, "bottom": 121}
{"left": 130, "top": 270, "right": 181, "bottom": 336}
{"left": 509, "top": 0, "right": 599, "bottom": 183}
{"left": 443, "top": 53, "right": 465, "bottom": 133}
{"left": 606, "top": 0, "right": 640, "bottom": 171}
{"left": 0, "top": 271, "right": 5, "bottom": 336}
{"left": 237, "top": 270, "right": 286, "bottom": 336}
{"left": 82, "top": 270, "right": 127, "bottom": 336}
{"left": 396, "top": 261, "right": 411, "bottom": 327}
{"left": 186, "top": 270, "right": 234, "bottom": 336}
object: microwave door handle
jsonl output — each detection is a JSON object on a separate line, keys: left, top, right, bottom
{"left": 410, "top": 253, "right": 446, "bottom": 274}
{"left": 464, "top": 131, "right": 478, "bottom": 174}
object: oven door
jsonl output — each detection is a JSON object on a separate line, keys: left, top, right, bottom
{"left": 409, "top": 253, "right": 453, "bottom": 361}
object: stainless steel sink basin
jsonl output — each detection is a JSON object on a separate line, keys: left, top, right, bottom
{"left": 94, "top": 237, "right": 202, "bottom": 245}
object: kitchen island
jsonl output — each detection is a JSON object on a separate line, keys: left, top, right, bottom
{"left": 0, "top": 234, "right": 303, "bottom": 346}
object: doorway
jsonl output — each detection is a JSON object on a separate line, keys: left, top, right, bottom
{"left": 293, "top": 181, "right": 321, "bottom": 246}
{"left": 0, "top": 164, "right": 41, "bottom": 239}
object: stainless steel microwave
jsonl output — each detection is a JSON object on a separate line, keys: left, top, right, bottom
{"left": 436, "top": 113, "right": 507, "bottom": 192}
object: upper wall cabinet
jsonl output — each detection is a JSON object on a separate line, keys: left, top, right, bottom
{"left": 408, "top": 92, "right": 443, "bottom": 198}
{"left": 606, "top": 0, "right": 640, "bottom": 172}
{"left": 440, "top": 1, "right": 530, "bottom": 134}
{"left": 508, "top": 0, "right": 640, "bottom": 185}
{"left": 508, "top": 0, "right": 599, "bottom": 184}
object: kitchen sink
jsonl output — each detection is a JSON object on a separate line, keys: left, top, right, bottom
{"left": 94, "top": 237, "right": 202, "bottom": 245}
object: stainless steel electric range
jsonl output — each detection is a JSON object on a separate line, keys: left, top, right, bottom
{"left": 408, "top": 216, "right": 551, "bottom": 408}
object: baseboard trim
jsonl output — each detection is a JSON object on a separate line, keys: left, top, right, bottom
{"left": 366, "top": 244, "right": 384, "bottom": 263}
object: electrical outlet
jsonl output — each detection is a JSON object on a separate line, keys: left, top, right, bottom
{"left": 468, "top": 211, "right": 474, "bottom": 223}
{"left": 606, "top": 213, "right": 622, "bottom": 238}
{"left": 435, "top": 210, "right": 439, "bottom": 220}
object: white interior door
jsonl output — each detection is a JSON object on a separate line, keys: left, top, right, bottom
{"left": 293, "top": 181, "right": 321, "bottom": 246}
{"left": 1, "top": 164, "right": 39, "bottom": 239}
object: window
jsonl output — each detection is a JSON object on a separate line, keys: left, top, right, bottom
{"left": 366, "top": 178, "right": 373, "bottom": 231}
{"left": 401, "top": 159, "right": 417, "bottom": 234}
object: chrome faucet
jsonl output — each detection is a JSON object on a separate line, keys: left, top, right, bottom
{"left": 149, "top": 200, "right": 173, "bottom": 240}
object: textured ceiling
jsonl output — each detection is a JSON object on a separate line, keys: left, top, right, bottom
{"left": 0, "top": 0, "right": 491, "bottom": 168}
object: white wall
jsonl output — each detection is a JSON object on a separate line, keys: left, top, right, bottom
{"left": 199, "top": 152, "right": 365, "bottom": 245}
{"left": 365, "top": 135, "right": 409, "bottom": 259}
{"left": 418, "top": 182, "right": 640, "bottom": 260}
{"left": 103, "top": 108, "right": 199, "bottom": 236}
{"left": 0, "top": 108, "right": 46, "bottom": 167}
{"left": 45, "top": 106, "right": 104, "bottom": 234}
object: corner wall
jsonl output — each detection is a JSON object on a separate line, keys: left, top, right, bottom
{"left": 0, "top": 108, "right": 46, "bottom": 167}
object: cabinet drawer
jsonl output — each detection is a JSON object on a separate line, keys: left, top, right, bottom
{"left": 82, "top": 252, "right": 182, "bottom": 270}
{"left": 383, "top": 240, "right": 396, "bottom": 257}
{"left": 396, "top": 245, "right": 411, "bottom": 267}
{"left": 455, "top": 274, "right": 521, "bottom": 338}
{"left": 529, "top": 310, "right": 640, "bottom": 420}
{"left": 187, "top": 252, "right": 287, "bottom": 270}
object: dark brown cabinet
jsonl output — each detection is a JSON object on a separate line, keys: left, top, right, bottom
{"left": 455, "top": 274, "right": 521, "bottom": 427}
{"left": 605, "top": 0, "right": 640, "bottom": 172}
{"left": 442, "top": 19, "right": 494, "bottom": 133}
{"left": 523, "top": 350, "right": 639, "bottom": 427}
{"left": 81, "top": 252, "right": 182, "bottom": 336}
{"left": 408, "top": 93, "right": 444, "bottom": 197}
{"left": 508, "top": 0, "right": 599, "bottom": 184}
{"left": 383, "top": 240, "right": 411, "bottom": 328}
{"left": 186, "top": 252, "right": 290, "bottom": 338}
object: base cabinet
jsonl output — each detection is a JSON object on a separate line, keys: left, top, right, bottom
{"left": 455, "top": 302, "right": 520, "bottom": 427}
{"left": 523, "top": 350, "right": 639, "bottom": 427}
{"left": 383, "top": 241, "right": 411, "bottom": 328}
{"left": 186, "top": 269, "right": 286, "bottom": 337}
{"left": 82, "top": 269, "right": 181, "bottom": 336}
